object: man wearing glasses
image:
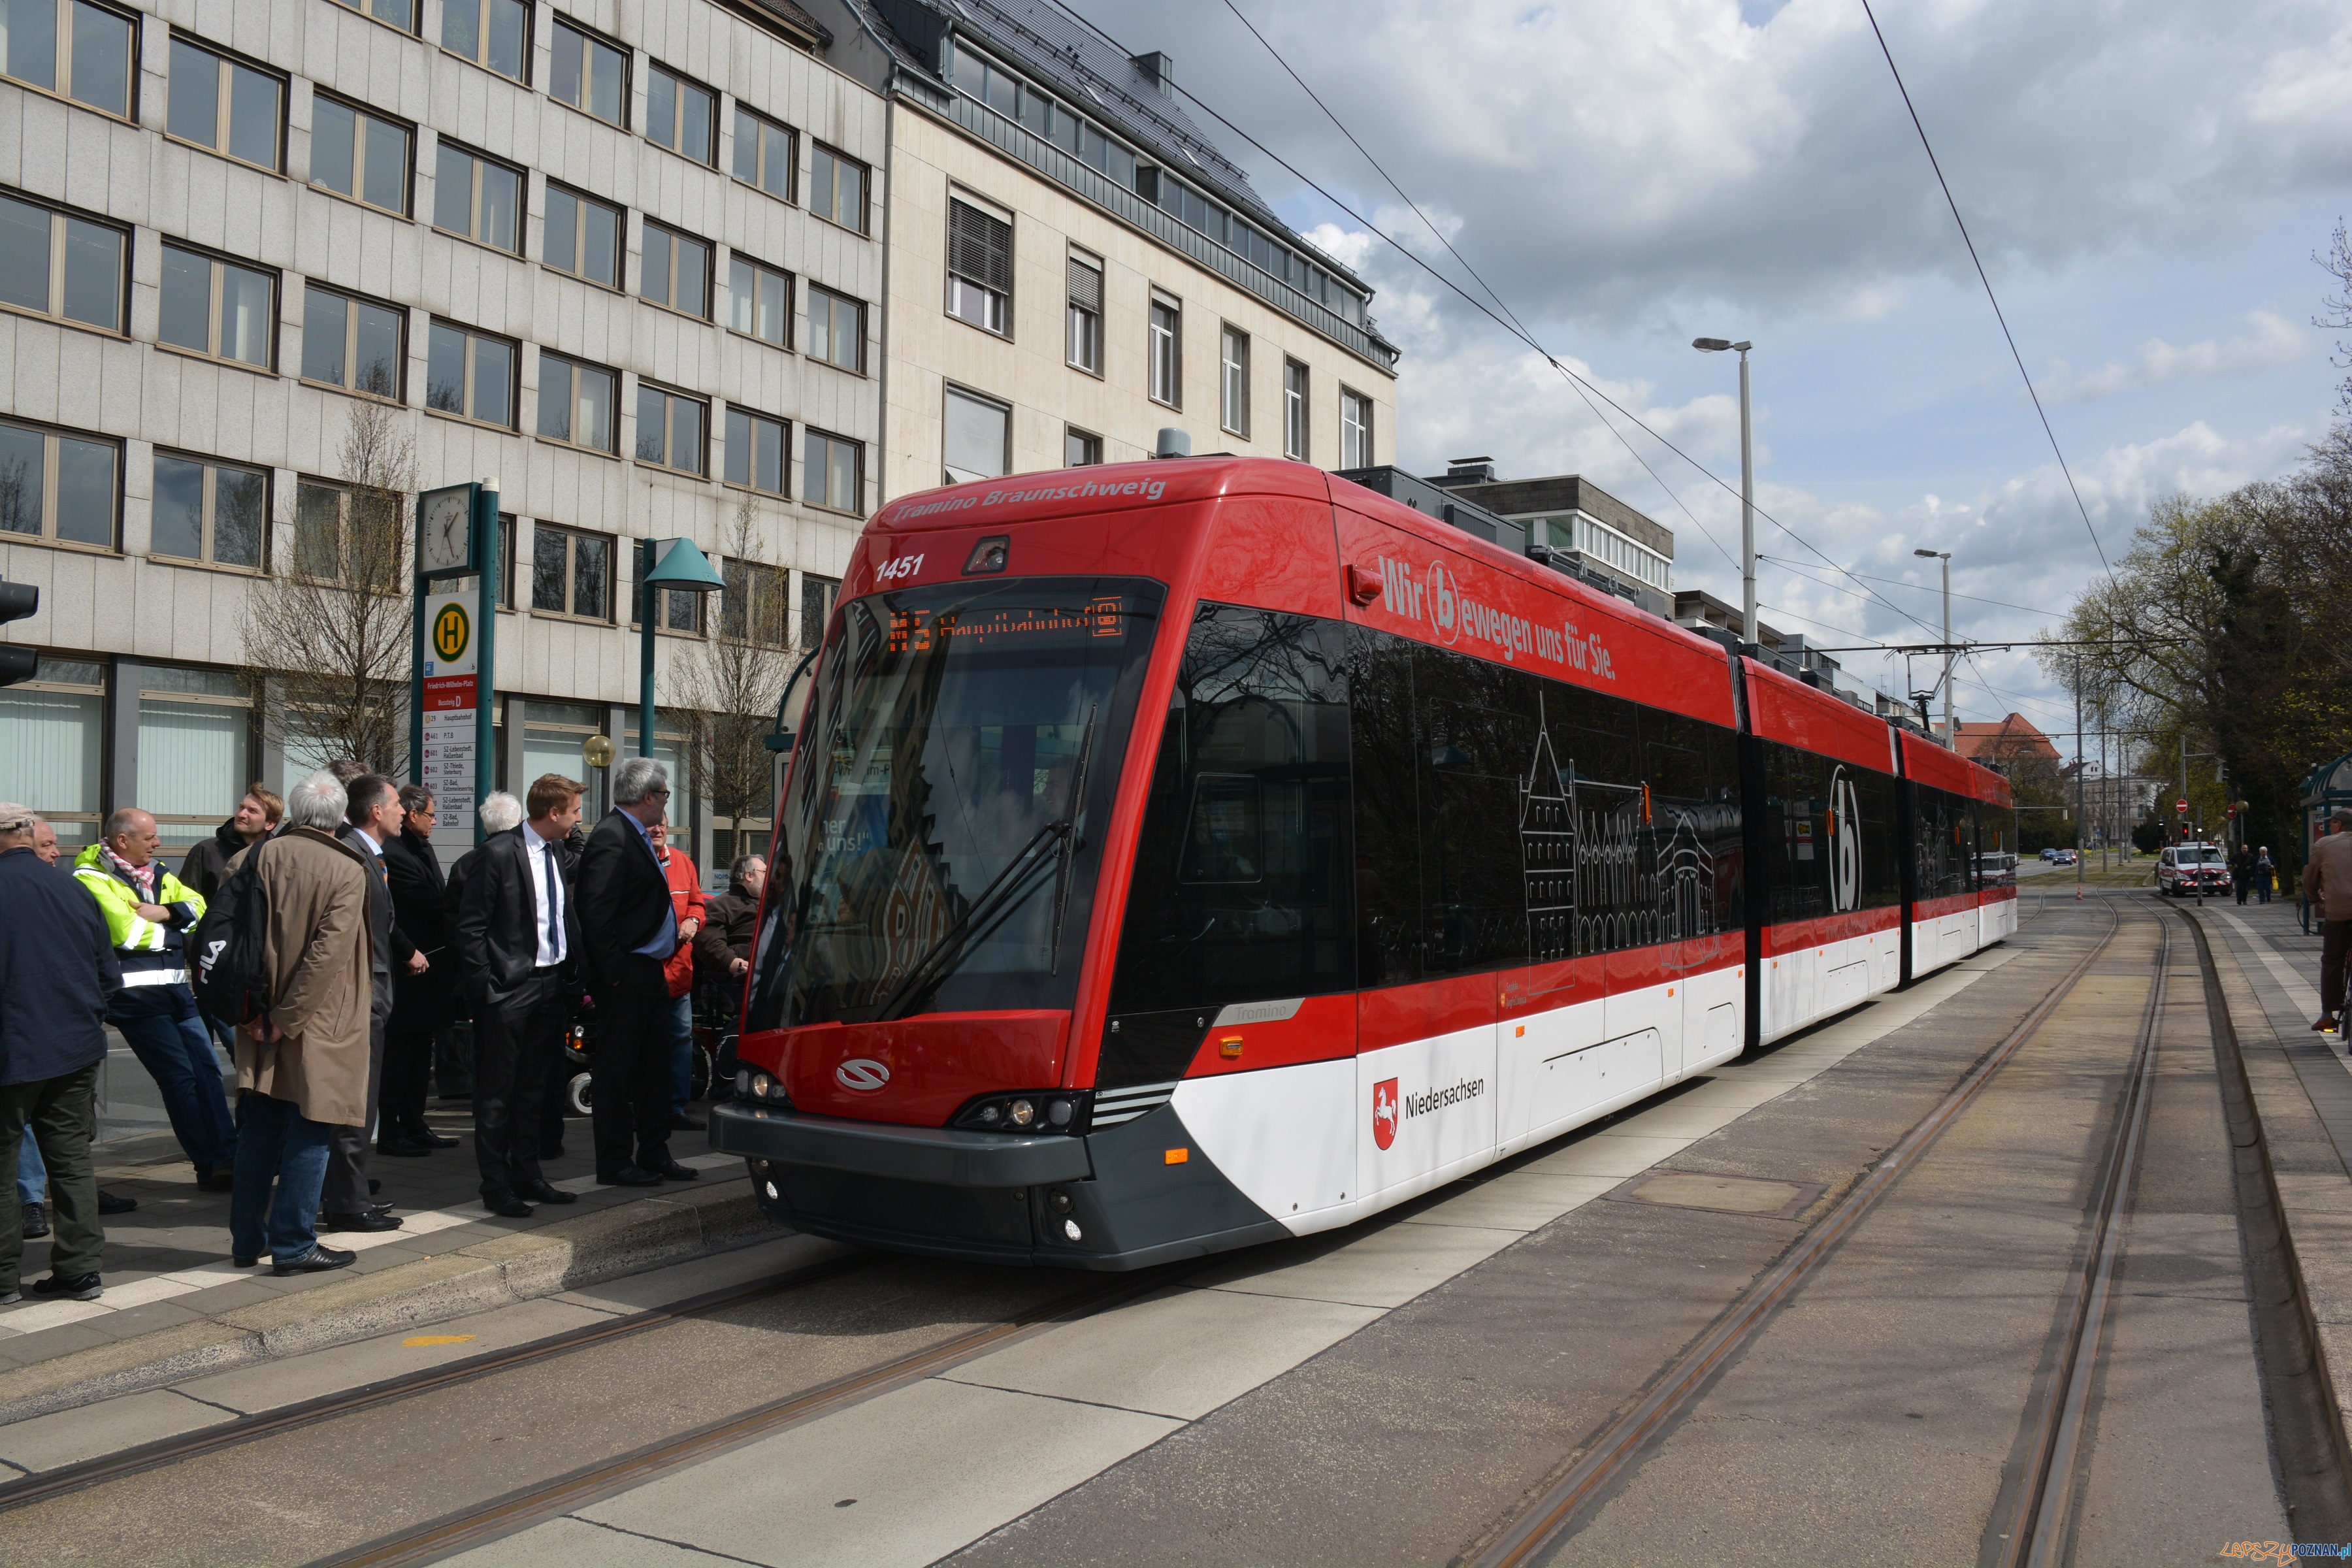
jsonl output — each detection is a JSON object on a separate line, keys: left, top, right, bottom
{"left": 576, "top": 759, "right": 699, "bottom": 1186}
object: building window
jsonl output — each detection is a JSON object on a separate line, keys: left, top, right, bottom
{"left": 530, "top": 525, "right": 612, "bottom": 620}
{"left": 640, "top": 220, "right": 710, "bottom": 318}
{"left": 799, "top": 572, "right": 838, "bottom": 650}
{"left": 728, "top": 256, "right": 791, "bottom": 348}
{"left": 439, "top": 0, "right": 527, "bottom": 80}
{"left": 731, "top": 106, "right": 794, "bottom": 200}
{"left": 724, "top": 408, "right": 788, "bottom": 495}
{"left": 300, "top": 284, "right": 403, "bottom": 397}
{"left": 1149, "top": 295, "right": 1181, "bottom": 407}
{"left": 433, "top": 141, "right": 522, "bottom": 252}
{"left": 150, "top": 451, "right": 265, "bottom": 569}
{"left": 159, "top": 244, "right": 274, "bottom": 368}
{"left": 645, "top": 62, "right": 715, "bottom": 165}
{"left": 322, "top": 0, "right": 415, "bottom": 33}
{"left": 945, "top": 197, "right": 1011, "bottom": 335}
{"left": 0, "top": 656, "right": 106, "bottom": 853}
{"left": 137, "top": 664, "right": 253, "bottom": 855}
{"left": 1341, "top": 389, "right": 1373, "bottom": 469}
{"left": 0, "top": 417, "right": 116, "bottom": 548}
{"left": 803, "top": 429, "right": 860, "bottom": 515}
{"left": 550, "top": 19, "right": 625, "bottom": 125}
{"left": 635, "top": 384, "right": 706, "bottom": 474}
{"left": 538, "top": 354, "right": 617, "bottom": 452}
{"left": 1284, "top": 360, "right": 1309, "bottom": 461}
{"left": 1066, "top": 251, "right": 1101, "bottom": 374}
{"left": 806, "top": 284, "right": 862, "bottom": 372}
{"left": 291, "top": 476, "right": 402, "bottom": 583}
{"left": 721, "top": 557, "right": 788, "bottom": 645}
{"left": 1065, "top": 427, "right": 1102, "bottom": 467}
{"left": 544, "top": 183, "right": 621, "bottom": 289}
{"left": 0, "top": 190, "right": 125, "bottom": 333}
{"left": 809, "top": 144, "right": 866, "bottom": 233}
{"left": 943, "top": 385, "right": 1009, "bottom": 485}
{"left": 1220, "top": 326, "right": 1250, "bottom": 437}
{"left": 167, "top": 36, "right": 282, "bottom": 171}
{"left": 2, "top": 0, "right": 135, "bottom": 118}
{"left": 425, "top": 321, "right": 516, "bottom": 427}
{"left": 310, "top": 95, "right": 410, "bottom": 215}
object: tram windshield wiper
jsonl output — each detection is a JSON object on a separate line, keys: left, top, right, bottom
{"left": 870, "top": 705, "right": 1099, "bottom": 1021}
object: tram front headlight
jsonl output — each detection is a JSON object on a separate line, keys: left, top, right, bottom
{"left": 1009, "top": 1098, "right": 1036, "bottom": 1128}
{"left": 750, "top": 1071, "right": 774, "bottom": 1102}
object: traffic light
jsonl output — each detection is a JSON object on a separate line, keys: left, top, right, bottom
{"left": 0, "top": 574, "right": 35, "bottom": 687}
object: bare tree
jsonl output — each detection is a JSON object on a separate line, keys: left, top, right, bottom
{"left": 669, "top": 492, "right": 796, "bottom": 860}
{"left": 238, "top": 397, "right": 416, "bottom": 772}
{"left": 2317, "top": 216, "right": 2352, "bottom": 410}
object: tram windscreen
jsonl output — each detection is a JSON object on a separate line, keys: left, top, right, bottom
{"left": 745, "top": 578, "right": 1164, "bottom": 1030}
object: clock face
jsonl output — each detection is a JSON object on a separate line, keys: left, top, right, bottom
{"left": 421, "top": 489, "right": 471, "bottom": 575}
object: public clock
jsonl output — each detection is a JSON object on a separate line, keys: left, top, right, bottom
{"left": 421, "top": 487, "right": 474, "bottom": 575}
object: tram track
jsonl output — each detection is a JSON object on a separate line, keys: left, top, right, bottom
{"left": 1460, "top": 895, "right": 2136, "bottom": 1568}
{"left": 0, "top": 1249, "right": 891, "bottom": 1516}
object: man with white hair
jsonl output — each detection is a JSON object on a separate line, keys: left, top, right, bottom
{"left": 0, "top": 802, "right": 122, "bottom": 1303}
{"left": 577, "top": 759, "right": 697, "bottom": 1186}
{"left": 227, "top": 770, "right": 376, "bottom": 1273}
{"left": 436, "top": 791, "right": 524, "bottom": 1107}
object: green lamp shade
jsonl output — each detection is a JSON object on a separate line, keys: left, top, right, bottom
{"left": 643, "top": 536, "right": 728, "bottom": 593}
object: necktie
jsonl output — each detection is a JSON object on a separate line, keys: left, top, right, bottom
{"left": 542, "top": 842, "right": 562, "bottom": 959}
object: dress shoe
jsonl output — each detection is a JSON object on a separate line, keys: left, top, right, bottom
{"left": 515, "top": 1177, "right": 577, "bottom": 1205}
{"left": 481, "top": 1191, "right": 534, "bottom": 1219}
{"left": 319, "top": 1209, "right": 403, "bottom": 1233}
{"left": 20, "top": 1201, "right": 46, "bottom": 1239}
{"left": 32, "top": 1271, "right": 102, "bottom": 1300}
{"left": 273, "top": 1245, "right": 354, "bottom": 1276}
{"left": 376, "top": 1136, "right": 432, "bottom": 1158}
{"left": 647, "top": 1160, "right": 700, "bottom": 1182}
{"left": 232, "top": 1254, "right": 260, "bottom": 1267}
{"left": 668, "top": 1113, "right": 706, "bottom": 1132}
{"left": 538, "top": 1143, "right": 567, "bottom": 1162}
{"left": 408, "top": 1128, "right": 461, "bottom": 1149}
{"left": 194, "top": 1169, "right": 236, "bottom": 1193}
{"left": 596, "top": 1165, "right": 663, "bottom": 1188}
{"left": 97, "top": 1190, "right": 138, "bottom": 1215}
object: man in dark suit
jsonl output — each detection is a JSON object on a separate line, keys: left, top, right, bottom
{"left": 455, "top": 775, "right": 587, "bottom": 1217}
{"left": 319, "top": 772, "right": 414, "bottom": 1233}
{"left": 440, "top": 791, "right": 525, "bottom": 1103}
{"left": 576, "top": 759, "right": 697, "bottom": 1187}
{"left": 379, "top": 785, "right": 457, "bottom": 1154}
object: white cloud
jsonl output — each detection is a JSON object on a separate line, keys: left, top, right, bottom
{"left": 2039, "top": 312, "right": 2310, "bottom": 404}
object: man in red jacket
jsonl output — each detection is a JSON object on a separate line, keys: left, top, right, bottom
{"left": 649, "top": 823, "right": 706, "bottom": 1131}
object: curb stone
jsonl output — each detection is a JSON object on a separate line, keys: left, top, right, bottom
{"left": 0, "top": 1178, "right": 785, "bottom": 1428}
{"left": 2188, "top": 913, "right": 2352, "bottom": 1462}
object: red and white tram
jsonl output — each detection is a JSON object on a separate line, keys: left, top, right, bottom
{"left": 713, "top": 458, "right": 2014, "bottom": 1267}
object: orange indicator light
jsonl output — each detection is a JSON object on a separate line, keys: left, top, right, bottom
{"left": 1218, "top": 1036, "right": 1244, "bottom": 1058}
{"left": 1165, "top": 1148, "right": 1190, "bottom": 1165}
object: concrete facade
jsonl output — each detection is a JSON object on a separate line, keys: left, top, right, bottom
{"left": 0, "top": 0, "right": 886, "bottom": 862}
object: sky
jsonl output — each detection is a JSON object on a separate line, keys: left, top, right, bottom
{"left": 1069, "top": 0, "right": 2352, "bottom": 745}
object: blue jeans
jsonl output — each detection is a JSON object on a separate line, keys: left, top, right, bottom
{"left": 16, "top": 1135, "right": 42, "bottom": 1205}
{"left": 666, "top": 994, "right": 694, "bottom": 1115}
{"left": 229, "top": 1092, "right": 333, "bottom": 1263}
{"left": 115, "top": 1005, "right": 238, "bottom": 1177}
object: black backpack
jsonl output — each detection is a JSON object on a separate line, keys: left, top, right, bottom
{"left": 189, "top": 841, "right": 274, "bottom": 1025}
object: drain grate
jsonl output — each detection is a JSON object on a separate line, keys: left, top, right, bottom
{"left": 1605, "top": 1169, "right": 1827, "bottom": 1220}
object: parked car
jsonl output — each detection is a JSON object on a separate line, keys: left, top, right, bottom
{"left": 2156, "top": 843, "right": 2230, "bottom": 896}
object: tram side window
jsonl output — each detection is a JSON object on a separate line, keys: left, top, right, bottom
{"left": 1347, "top": 626, "right": 1421, "bottom": 987}
{"left": 1763, "top": 742, "right": 1904, "bottom": 923}
{"left": 1915, "top": 784, "right": 1972, "bottom": 902}
{"left": 1105, "top": 605, "right": 1353, "bottom": 1017}
{"left": 1414, "top": 644, "right": 1535, "bottom": 976}
{"left": 1644, "top": 709, "right": 1746, "bottom": 937}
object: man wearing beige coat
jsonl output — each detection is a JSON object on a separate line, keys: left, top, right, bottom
{"left": 2310, "top": 809, "right": 2352, "bottom": 1036}
{"left": 228, "top": 771, "right": 377, "bottom": 1275}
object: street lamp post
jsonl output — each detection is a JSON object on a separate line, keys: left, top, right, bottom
{"left": 1692, "top": 338, "right": 1756, "bottom": 645}
{"left": 636, "top": 536, "right": 728, "bottom": 760}
{"left": 1913, "top": 547, "right": 1953, "bottom": 743}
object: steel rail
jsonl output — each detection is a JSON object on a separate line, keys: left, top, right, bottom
{"left": 0, "top": 1249, "right": 885, "bottom": 1514}
{"left": 319, "top": 1264, "right": 1190, "bottom": 1567}
{"left": 1459, "top": 896, "right": 2127, "bottom": 1568}
{"left": 1998, "top": 902, "right": 2168, "bottom": 1568}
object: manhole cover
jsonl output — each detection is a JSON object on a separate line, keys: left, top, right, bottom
{"left": 1605, "top": 1169, "right": 1825, "bottom": 1220}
